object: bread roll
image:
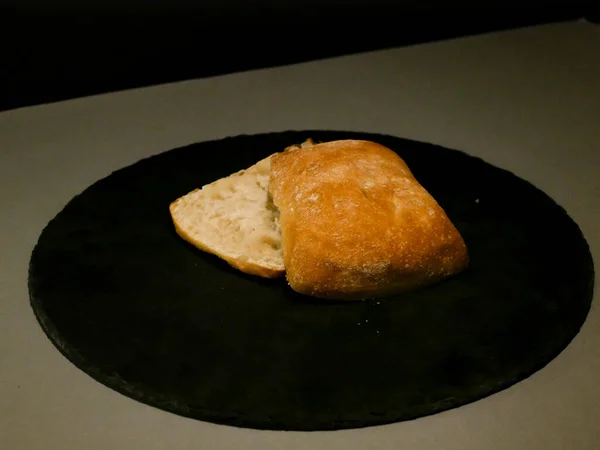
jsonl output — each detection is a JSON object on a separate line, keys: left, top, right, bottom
{"left": 170, "top": 155, "right": 285, "bottom": 278}
{"left": 268, "top": 139, "right": 469, "bottom": 300}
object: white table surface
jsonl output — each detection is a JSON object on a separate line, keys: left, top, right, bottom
{"left": 1, "top": 20, "right": 599, "bottom": 450}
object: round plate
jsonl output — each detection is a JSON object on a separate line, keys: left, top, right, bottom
{"left": 28, "top": 130, "right": 595, "bottom": 431}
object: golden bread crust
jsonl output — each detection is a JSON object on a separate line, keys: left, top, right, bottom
{"left": 269, "top": 139, "right": 469, "bottom": 300}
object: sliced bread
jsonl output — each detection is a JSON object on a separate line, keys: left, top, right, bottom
{"left": 169, "top": 155, "right": 285, "bottom": 278}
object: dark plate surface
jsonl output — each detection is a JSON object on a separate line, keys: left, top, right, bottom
{"left": 28, "top": 130, "right": 594, "bottom": 431}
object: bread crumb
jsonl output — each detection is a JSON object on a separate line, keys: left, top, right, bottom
{"left": 169, "top": 155, "right": 284, "bottom": 278}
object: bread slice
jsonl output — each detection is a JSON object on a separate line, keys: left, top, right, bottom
{"left": 169, "top": 155, "right": 285, "bottom": 278}
{"left": 269, "top": 139, "right": 469, "bottom": 300}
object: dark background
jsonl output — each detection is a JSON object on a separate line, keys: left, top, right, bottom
{"left": 0, "top": 2, "right": 595, "bottom": 112}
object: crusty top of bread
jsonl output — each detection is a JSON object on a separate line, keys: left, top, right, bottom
{"left": 269, "top": 139, "right": 469, "bottom": 300}
{"left": 169, "top": 155, "right": 285, "bottom": 278}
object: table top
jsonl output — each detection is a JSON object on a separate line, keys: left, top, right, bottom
{"left": 1, "top": 20, "right": 599, "bottom": 450}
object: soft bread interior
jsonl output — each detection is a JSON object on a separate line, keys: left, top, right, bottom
{"left": 169, "top": 155, "right": 284, "bottom": 278}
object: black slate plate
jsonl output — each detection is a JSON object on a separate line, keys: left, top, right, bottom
{"left": 28, "top": 130, "right": 595, "bottom": 431}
